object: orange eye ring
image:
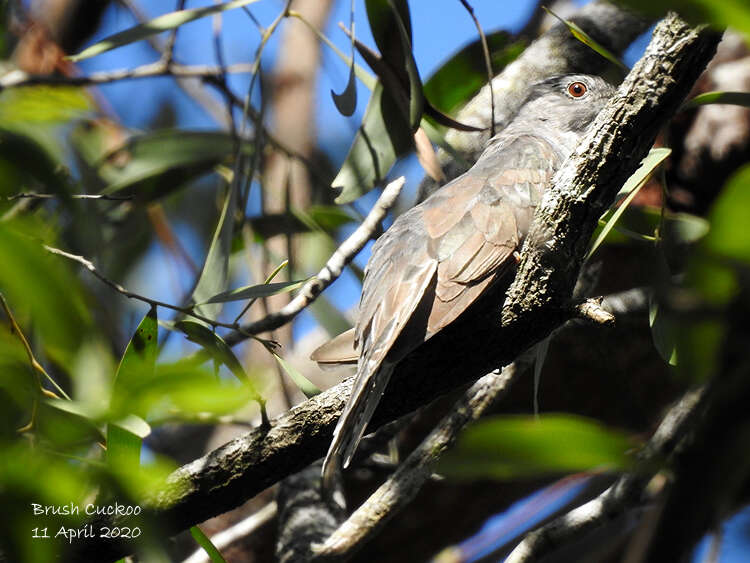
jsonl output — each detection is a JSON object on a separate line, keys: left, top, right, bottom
{"left": 567, "top": 81, "right": 588, "bottom": 98}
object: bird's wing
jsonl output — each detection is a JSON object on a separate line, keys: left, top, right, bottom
{"left": 424, "top": 135, "right": 559, "bottom": 332}
{"left": 323, "top": 135, "right": 559, "bottom": 487}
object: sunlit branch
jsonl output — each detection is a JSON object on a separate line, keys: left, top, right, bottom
{"left": 7, "top": 192, "right": 133, "bottom": 201}
{"left": 225, "top": 176, "right": 406, "bottom": 343}
{"left": 0, "top": 61, "right": 258, "bottom": 90}
{"left": 43, "top": 176, "right": 404, "bottom": 340}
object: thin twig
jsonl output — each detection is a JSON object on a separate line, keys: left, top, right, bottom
{"left": 44, "top": 176, "right": 404, "bottom": 339}
{"left": 211, "top": 0, "right": 238, "bottom": 138}
{"left": 7, "top": 192, "right": 133, "bottom": 201}
{"left": 225, "top": 176, "right": 405, "bottom": 343}
{"left": 197, "top": 74, "right": 330, "bottom": 185}
{"left": 0, "top": 293, "right": 68, "bottom": 402}
{"left": 0, "top": 61, "right": 259, "bottom": 90}
{"left": 574, "top": 297, "right": 615, "bottom": 326}
{"left": 458, "top": 0, "right": 496, "bottom": 138}
{"left": 161, "top": 0, "right": 187, "bottom": 66}
{"left": 313, "top": 364, "right": 519, "bottom": 559}
{"left": 43, "top": 245, "right": 240, "bottom": 331}
{"left": 117, "top": 0, "right": 230, "bottom": 128}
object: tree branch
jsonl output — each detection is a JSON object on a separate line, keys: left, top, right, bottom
{"left": 0, "top": 61, "right": 258, "bottom": 90}
{"left": 45, "top": 177, "right": 404, "bottom": 336}
{"left": 66, "top": 13, "right": 720, "bottom": 563}
{"left": 311, "top": 364, "right": 520, "bottom": 561}
{"left": 226, "top": 176, "right": 405, "bottom": 342}
{"left": 505, "top": 387, "right": 706, "bottom": 562}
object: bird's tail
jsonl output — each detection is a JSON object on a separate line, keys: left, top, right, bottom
{"left": 322, "top": 362, "right": 395, "bottom": 501}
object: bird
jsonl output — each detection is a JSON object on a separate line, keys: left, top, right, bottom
{"left": 313, "top": 73, "right": 616, "bottom": 492}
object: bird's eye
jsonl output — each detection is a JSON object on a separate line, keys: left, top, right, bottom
{"left": 567, "top": 81, "right": 588, "bottom": 98}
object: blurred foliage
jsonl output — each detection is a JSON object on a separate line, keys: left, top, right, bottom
{"left": 423, "top": 30, "right": 527, "bottom": 116}
{"left": 439, "top": 414, "right": 635, "bottom": 480}
{"left": 620, "top": 0, "right": 750, "bottom": 35}
{"left": 1, "top": 0, "right": 750, "bottom": 560}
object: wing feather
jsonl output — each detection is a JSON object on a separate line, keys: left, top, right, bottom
{"left": 322, "top": 134, "right": 562, "bottom": 489}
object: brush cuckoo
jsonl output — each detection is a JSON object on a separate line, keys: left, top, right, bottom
{"left": 313, "top": 74, "right": 616, "bottom": 491}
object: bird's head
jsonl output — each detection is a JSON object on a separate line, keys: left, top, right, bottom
{"left": 515, "top": 73, "right": 617, "bottom": 135}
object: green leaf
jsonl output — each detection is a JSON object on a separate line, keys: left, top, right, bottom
{"left": 0, "top": 445, "right": 93, "bottom": 561}
{"left": 590, "top": 205, "right": 709, "bottom": 249}
{"left": 37, "top": 398, "right": 105, "bottom": 445}
{"left": 365, "top": 0, "right": 413, "bottom": 73}
{"left": 664, "top": 212, "right": 710, "bottom": 245}
{"left": 670, "top": 259, "right": 727, "bottom": 382}
{"left": 332, "top": 81, "right": 413, "bottom": 203}
{"left": 290, "top": 10, "right": 376, "bottom": 91}
{"left": 423, "top": 31, "right": 527, "bottom": 115}
{"left": 685, "top": 91, "right": 750, "bottom": 109}
{"left": 199, "top": 279, "right": 307, "bottom": 305}
{"left": 0, "top": 219, "right": 90, "bottom": 367}
{"left": 106, "top": 423, "right": 142, "bottom": 469}
{"left": 332, "top": 0, "right": 422, "bottom": 203}
{"left": 45, "top": 397, "right": 103, "bottom": 422}
{"left": 587, "top": 148, "right": 671, "bottom": 260}
{"left": 544, "top": 7, "right": 627, "bottom": 71}
{"left": 660, "top": 163, "right": 749, "bottom": 381}
{"left": 249, "top": 213, "right": 310, "bottom": 238}
{"left": 649, "top": 247, "right": 679, "bottom": 367}
{"left": 112, "top": 414, "right": 151, "bottom": 439}
{"left": 112, "top": 307, "right": 158, "bottom": 393}
{"left": 651, "top": 165, "right": 750, "bottom": 380}
{"left": 0, "top": 86, "right": 91, "bottom": 125}
{"left": 702, "top": 164, "right": 750, "bottom": 264}
{"left": 649, "top": 299, "right": 678, "bottom": 367}
{"left": 98, "top": 130, "right": 253, "bottom": 201}
{"left": 439, "top": 414, "right": 635, "bottom": 480}
{"left": 69, "top": 0, "right": 263, "bottom": 61}
{"left": 616, "top": 149, "right": 672, "bottom": 198}
{"left": 174, "top": 320, "right": 251, "bottom": 386}
{"left": 191, "top": 526, "right": 227, "bottom": 563}
{"left": 248, "top": 206, "right": 357, "bottom": 238}
{"left": 307, "top": 205, "right": 359, "bottom": 231}
{"left": 332, "top": 63, "right": 358, "bottom": 117}
{"left": 146, "top": 361, "right": 255, "bottom": 417}
{"left": 273, "top": 353, "right": 321, "bottom": 398}
{"left": 386, "top": 0, "right": 422, "bottom": 129}
{"left": 330, "top": 0, "right": 357, "bottom": 117}
{"left": 191, "top": 182, "right": 236, "bottom": 320}
{"left": 107, "top": 308, "right": 157, "bottom": 469}
{"left": 0, "top": 128, "right": 71, "bottom": 196}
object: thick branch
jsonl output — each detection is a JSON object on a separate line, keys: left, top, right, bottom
{"left": 67, "top": 14, "right": 720, "bottom": 563}
{"left": 503, "top": 15, "right": 721, "bottom": 326}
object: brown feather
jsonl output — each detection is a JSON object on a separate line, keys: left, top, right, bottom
{"left": 320, "top": 74, "right": 618, "bottom": 495}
